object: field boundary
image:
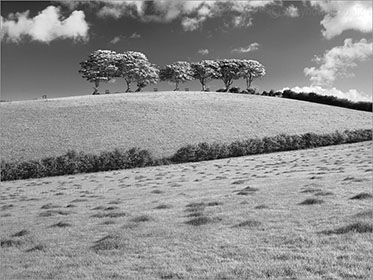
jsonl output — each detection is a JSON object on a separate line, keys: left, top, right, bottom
{"left": 1, "top": 129, "right": 372, "bottom": 181}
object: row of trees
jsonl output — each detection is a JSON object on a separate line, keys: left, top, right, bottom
{"left": 79, "top": 50, "right": 266, "bottom": 94}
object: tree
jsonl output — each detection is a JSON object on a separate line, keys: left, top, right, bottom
{"left": 114, "top": 51, "right": 149, "bottom": 92}
{"left": 216, "top": 59, "right": 242, "bottom": 91}
{"left": 239, "top": 60, "right": 266, "bottom": 90}
{"left": 160, "top": 61, "right": 193, "bottom": 91}
{"left": 191, "top": 60, "right": 219, "bottom": 91}
{"left": 134, "top": 61, "right": 160, "bottom": 92}
{"left": 79, "top": 50, "right": 117, "bottom": 95}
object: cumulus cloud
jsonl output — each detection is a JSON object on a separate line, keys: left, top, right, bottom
{"left": 64, "top": 0, "right": 277, "bottom": 30}
{"left": 304, "top": 38, "right": 372, "bottom": 87}
{"left": 287, "top": 85, "right": 371, "bottom": 102}
{"left": 1, "top": 5, "right": 89, "bottom": 43}
{"left": 284, "top": 5, "right": 299, "bottom": 18}
{"left": 198, "top": 49, "right": 209, "bottom": 55}
{"left": 232, "top": 42, "right": 260, "bottom": 53}
{"left": 110, "top": 36, "right": 121, "bottom": 44}
{"left": 129, "top": 32, "right": 141, "bottom": 39}
{"left": 310, "top": 1, "right": 372, "bottom": 39}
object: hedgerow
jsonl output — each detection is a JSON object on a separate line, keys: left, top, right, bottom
{"left": 1, "top": 129, "right": 371, "bottom": 181}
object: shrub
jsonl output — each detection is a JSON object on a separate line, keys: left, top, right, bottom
{"left": 229, "top": 87, "right": 241, "bottom": 93}
{"left": 216, "top": 88, "right": 228, "bottom": 92}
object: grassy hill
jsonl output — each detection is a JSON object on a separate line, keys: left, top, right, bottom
{"left": 1, "top": 91, "right": 371, "bottom": 162}
{"left": 0, "top": 142, "right": 372, "bottom": 279}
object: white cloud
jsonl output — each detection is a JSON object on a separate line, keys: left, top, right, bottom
{"left": 110, "top": 36, "right": 121, "bottom": 44}
{"left": 285, "top": 5, "right": 299, "bottom": 18}
{"left": 1, "top": 5, "right": 89, "bottom": 43}
{"left": 73, "top": 0, "right": 277, "bottom": 30}
{"left": 198, "top": 49, "right": 209, "bottom": 55}
{"left": 304, "top": 38, "right": 372, "bottom": 87}
{"left": 287, "top": 85, "right": 371, "bottom": 102}
{"left": 129, "top": 32, "right": 141, "bottom": 39}
{"left": 310, "top": 1, "right": 372, "bottom": 39}
{"left": 232, "top": 42, "right": 260, "bottom": 53}
{"left": 182, "top": 17, "right": 205, "bottom": 31}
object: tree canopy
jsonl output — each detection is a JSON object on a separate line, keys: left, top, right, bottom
{"left": 239, "top": 60, "right": 266, "bottom": 90}
{"left": 79, "top": 50, "right": 117, "bottom": 94}
{"left": 160, "top": 61, "right": 193, "bottom": 91}
{"left": 191, "top": 60, "right": 219, "bottom": 91}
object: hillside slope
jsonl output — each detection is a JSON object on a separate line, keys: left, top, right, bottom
{"left": 1, "top": 91, "right": 372, "bottom": 161}
{"left": 0, "top": 142, "right": 372, "bottom": 279}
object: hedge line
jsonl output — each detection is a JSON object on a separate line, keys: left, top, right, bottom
{"left": 281, "top": 90, "right": 372, "bottom": 112}
{"left": 234, "top": 88, "right": 372, "bottom": 112}
{"left": 1, "top": 129, "right": 372, "bottom": 181}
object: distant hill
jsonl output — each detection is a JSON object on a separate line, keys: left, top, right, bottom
{"left": 1, "top": 91, "right": 372, "bottom": 162}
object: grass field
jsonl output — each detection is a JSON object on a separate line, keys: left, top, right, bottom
{"left": 1, "top": 91, "right": 372, "bottom": 162}
{"left": 1, "top": 141, "right": 372, "bottom": 279}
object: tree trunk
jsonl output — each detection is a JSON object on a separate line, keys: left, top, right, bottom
{"left": 200, "top": 79, "right": 206, "bottom": 91}
{"left": 125, "top": 80, "right": 131, "bottom": 92}
{"left": 174, "top": 81, "right": 179, "bottom": 91}
{"left": 92, "top": 80, "right": 100, "bottom": 95}
{"left": 246, "top": 75, "right": 253, "bottom": 90}
{"left": 224, "top": 79, "right": 232, "bottom": 92}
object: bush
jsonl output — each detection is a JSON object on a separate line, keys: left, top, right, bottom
{"left": 216, "top": 88, "right": 228, "bottom": 92}
{"left": 228, "top": 87, "right": 241, "bottom": 93}
{"left": 246, "top": 88, "right": 258, "bottom": 95}
{"left": 170, "top": 129, "right": 372, "bottom": 164}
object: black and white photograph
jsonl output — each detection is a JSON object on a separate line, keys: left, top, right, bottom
{"left": 1, "top": 0, "right": 372, "bottom": 279}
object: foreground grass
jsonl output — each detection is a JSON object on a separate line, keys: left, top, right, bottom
{"left": 1, "top": 142, "right": 372, "bottom": 279}
{"left": 1, "top": 91, "right": 372, "bottom": 162}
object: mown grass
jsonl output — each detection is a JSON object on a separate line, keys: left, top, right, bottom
{"left": 1, "top": 92, "right": 371, "bottom": 162}
{"left": 0, "top": 141, "right": 372, "bottom": 279}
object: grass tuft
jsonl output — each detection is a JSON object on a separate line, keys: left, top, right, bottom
{"left": 314, "top": 191, "right": 334, "bottom": 196}
{"left": 255, "top": 204, "right": 269, "bottom": 209}
{"left": 298, "top": 198, "right": 324, "bottom": 205}
{"left": 49, "top": 221, "right": 72, "bottom": 228}
{"left": 207, "top": 201, "right": 223, "bottom": 207}
{"left": 91, "top": 212, "right": 126, "bottom": 218}
{"left": 353, "top": 210, "right": 373, "bottom": 219}
{"left": 185, "top": 216, "right": 215, "bottom": 226}
{"left": 39, "top": 210, "right": 71, "bottom": 217}
{"left": 154, "top": 204, "right": 172, "bottom": 210}
{"left": 1, "top": 239, "right": 23, "bottom": 248}
{"left": 234, "top": 220, "right": 261, "bottom": 228}
{"left": 350, "top": 193, "right": 373, "bottom": 200}
{"left": 321, "top": 222, "right": 373, "bottom": 235}
{"left": 26, "top": 244, "right": 45, "bottom": 252}
{"left": 11, "top": 229, "right": 30, "bottom": 237}
{"left": 130, "top": 215, "right": 152, "bottom": 223}
{"left": 41, "top": 203, "right": 60, "bottom": 209}
{"left": 91, "top": 235, "right": 123, "bottom": 252}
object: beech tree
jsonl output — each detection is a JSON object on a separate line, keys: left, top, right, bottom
{"left": 191, "top": 60, "right": 219, "bottom": 91}
{"left": 79, "top": 50, "right": 117, "bottom": 95}
{"left": 160, "top": 61, "right": 193, "bottom": 91}
{"left": 216, "top": 59, "right": 242, "bottom": 91}
{"left": 114, "top": 51, "right": 150, "bottom": 92}
{"left": 134, "top": 61, "right": 160, "bottom": 92}
{"left": 239, "top": 59, "right": 266, "bottom": 90}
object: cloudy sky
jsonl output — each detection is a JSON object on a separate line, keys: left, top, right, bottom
{"left": 1, "top": 0, "right": 372, "bottom": 101}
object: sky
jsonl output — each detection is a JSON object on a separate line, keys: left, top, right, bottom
{"left": 1, "top": 0, "right": 372, "bottom": 102}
